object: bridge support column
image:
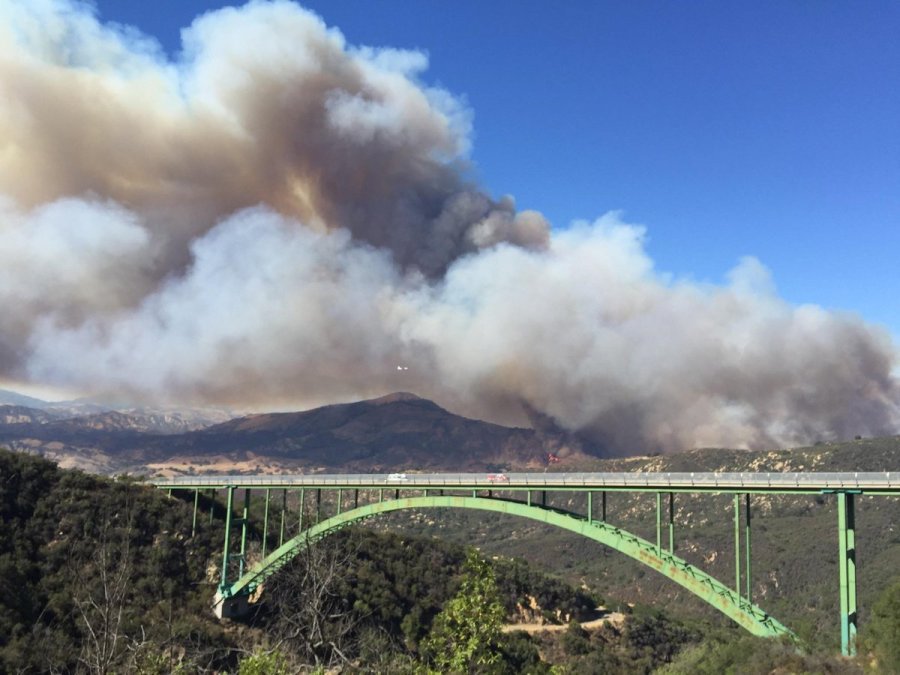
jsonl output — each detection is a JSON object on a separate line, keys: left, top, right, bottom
{"left": 239, "top": 489, "right": 249, "bottom": 577}
{"left": 734, "top": 494, "right": 741, "bottom": 599}
{"left": 587, "top": 491, "right": 593, "bottom": 524}
{"left": 656, "top": 492, "right": 662, "bottom": 554}
{"left": 279, "top": 489, "right": 287, "bottom": 546}
{"left": 299, "top": 488, "right": 305, "bottom": 533}
{"left": 192, "top": 489, "right": 199, "bottom": 537}
{"left": 262, "top": 489, "right": 270, "bottom": 558}
{"left": 838, "top": 492, "right": 858, "bottom": 656}
{"left": 668, "top": 492, "right": 675, "bottom": 554}
{"left": 745, "top": 494, "right": 752, "bottom": 602}
{"left": 220, "top": 486, "right": 235, "bottom": 592}
{"left": 731, "top": 493, "right": 753, "bottom": 605}
{"left": 209, "top": 489, "right": 215, "bottom": 524}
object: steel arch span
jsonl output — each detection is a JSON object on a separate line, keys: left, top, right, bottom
{"left": 215, "top": 495, "right": 792, "bottom": 639}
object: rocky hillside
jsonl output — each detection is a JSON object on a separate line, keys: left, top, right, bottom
{"left": 0, "top": 392, "right": 595, "bottom": 475}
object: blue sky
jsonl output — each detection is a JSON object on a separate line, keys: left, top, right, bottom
{"left": 97, "top": 0, "right": 900, "bottom": 338}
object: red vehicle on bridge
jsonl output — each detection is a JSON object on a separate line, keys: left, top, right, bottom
{"left": 487, "top": 473, "right": 509, "bottom": 483}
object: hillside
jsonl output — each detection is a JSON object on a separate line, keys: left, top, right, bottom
{"left": 1, "top": 383, "right": 898, "bottom": 660}
{"left": 0, "top": 388, "right": 60, "bottom": 409}
{"left": 0, "top": 448, "right": 233, "bottom": 672}
{"left": 0, "top": 392, "right": 594, "bottom": 475}
{"left": 160, "top": 392, "right": 592, "bottom": 471}
{"left": 1, "top": 448, "right": 661, "bottom": 674}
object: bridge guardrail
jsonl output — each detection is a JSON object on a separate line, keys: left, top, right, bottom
{"left": 151, "top": 470, "right": 900, "bottom": 491}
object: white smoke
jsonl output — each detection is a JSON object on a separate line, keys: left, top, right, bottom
{"left": 1, "top": 0, "right": 897, "bottom": 454}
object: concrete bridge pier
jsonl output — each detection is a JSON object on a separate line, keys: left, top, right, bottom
{"left": 213, "top": 590, "right": 250, "bottom": 619}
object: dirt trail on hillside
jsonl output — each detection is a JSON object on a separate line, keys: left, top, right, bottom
{"left": 502, "top": 611, "right": 626, "bottom": 634}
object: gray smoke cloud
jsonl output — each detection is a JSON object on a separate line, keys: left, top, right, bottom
{"left": 1, "top": 0, "right": 898, "bottom": 455}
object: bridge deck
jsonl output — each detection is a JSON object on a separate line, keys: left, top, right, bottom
{"left": 152, "top": 471, "right": 900, "bottom": 494}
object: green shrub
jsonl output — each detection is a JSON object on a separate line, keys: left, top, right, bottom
{"left": 866, "top": 577, "right": 900, "bottom": 673}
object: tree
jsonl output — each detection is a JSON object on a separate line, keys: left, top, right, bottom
{"left": 262, "top": 533, "right": 358, "bottom": 669}
{"left": 72, "top": 505, "right": 136, "bottom": 675}
{"left": 867, "top": 578, "right": 900, "bottom": 672}
{"left": 423, "top": 549, "right": 506, "bottom": 674}
{"left": 560, "top": 619, "right": 591, "bottom": 656}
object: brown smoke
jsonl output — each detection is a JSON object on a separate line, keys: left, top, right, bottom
{"left": 1, "top": 1, "right": 897, "bottom": 455}
{"left": 0, "top": 0, "right": 547, "bottom": 277}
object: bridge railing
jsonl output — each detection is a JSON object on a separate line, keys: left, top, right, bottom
{"left": 153, "top": 471, "right": 900, "bottom": 490}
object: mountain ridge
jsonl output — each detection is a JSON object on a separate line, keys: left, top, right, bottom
{"left": 0, "top": 391, "right": 591, "bottom": 474}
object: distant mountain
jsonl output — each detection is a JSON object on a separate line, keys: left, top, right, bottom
{"left": 154, "top": 391, "right": 590, "bottom": 471}
{"left": 0, "top": 387, "right": 112, "bottom": 416}
{"left": 58, "top": 409, "right": 232, "bottom": 434}
{"left": 0, "top": 405, "right": 64, "bottom": 425}
{"left": 0, "top": 388, "right": 51, "bottom": 409}
{"left": 0, "top": 392, "right": 593, "bottom": 474}
{"left": 0, "top": 387, "right": 236, "bottom": 426}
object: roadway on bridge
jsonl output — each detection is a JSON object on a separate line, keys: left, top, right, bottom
{"left": 152, "top": 471, "right": 900, "bottom": 494}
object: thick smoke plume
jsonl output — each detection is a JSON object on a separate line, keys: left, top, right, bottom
{"left": 1, "top": 0, "right": 897, "bottom": 454}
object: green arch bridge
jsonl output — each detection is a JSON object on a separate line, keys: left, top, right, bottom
{"left": 153, "top": 471, "right": 900, "bottom": 656}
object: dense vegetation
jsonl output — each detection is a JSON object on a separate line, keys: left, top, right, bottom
{"left": 2, "top": 447, "right": 899, "bottom": 673}
{"left": 0, "top": 448, "right": 233, "bottom": 672}
{"left": 0, "top": 449, "right": 613, "bottom": 672}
